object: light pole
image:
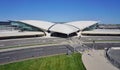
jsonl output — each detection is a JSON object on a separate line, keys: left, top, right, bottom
{"left": 93, "top": 40, "right": 95, "bottom": 50}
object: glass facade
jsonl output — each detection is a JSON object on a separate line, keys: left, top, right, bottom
{"left": 11, "top": 21, "right": 43, "bottom": 32}
{"left": 0, "top": 25, "right": 15, "bottom": 31}
{"left": 83, "top": 23, "right": 98, "bottom": 31}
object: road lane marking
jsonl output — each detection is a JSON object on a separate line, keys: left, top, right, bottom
{"left": 0, "top": 57, "right": 10, "bottom": 59}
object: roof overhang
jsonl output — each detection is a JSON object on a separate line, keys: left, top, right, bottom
{"left": 49, "top": 24, "right": 80, "bottom": 34}
{"left": 14, "top": 20, "right": 55, "bottom": 31}
{"left": 65, "top": 21, "right": 98, "bottom": 30}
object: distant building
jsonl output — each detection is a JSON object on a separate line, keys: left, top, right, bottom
{"left": 98, "top": 24, "right": 120, "bottom": 29}
{"left": 0, "top": 21, "right": 10, "bottom": 25}
{"left": 0, "top": 21, "right": 14, "bottom": 31}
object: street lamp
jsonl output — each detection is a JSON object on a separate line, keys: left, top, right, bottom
{"left": 93, "top": 40, "right": 95, "bottom": 50}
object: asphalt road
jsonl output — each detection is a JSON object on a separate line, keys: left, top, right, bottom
{"left": 81, "top": 36, "right": 120, "bottom": 49}
{"left": 81, "top": 36, "right": 120, "bottom": 41}
{"left": 0, "top": 45, "right": 73, "bottom": 64}
{"left": 0, "top": 36, "right": 120, "bottom": 49}
{"left": 0, "top": 36, "right": 120, "bottom": 64}
{"left": 83, "top": 43, "right": 120, "bottom": 49}
{"left": 0, "top": 37, "right": 67, "bottom": 49}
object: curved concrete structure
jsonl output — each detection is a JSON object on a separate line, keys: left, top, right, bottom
{"left": 11, "top": 20, "right": 98, "bottom": 37}
{"left": 48, "top": 24, "right": 79, "bottom": 34}
{"left": 66, "top": 21, "right": 98, "bottom": 30}
{"left": 106, "top": 47, "right": 120, "bottom": 69}
{"left": 18, "top": 20, "right": 55, "bottom": 31}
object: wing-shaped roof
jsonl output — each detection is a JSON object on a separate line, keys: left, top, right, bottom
{"left": 13, "top": 20, "right": 98, "bottom": 35}
{"left": 65, "top": 21, "right": 98, "bottom": 30}
{"left": 19, "top": 20, "right": 55, "bottom": 31}
{"left": 49, "top": 24, "right": 80, "bottom": 34}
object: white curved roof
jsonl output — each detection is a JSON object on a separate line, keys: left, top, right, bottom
{"left": 65, "top": 21, "right": 98, "bottom": 30}
{"left": 15, "top": 20, "right": 98, "bottom": 35}
{"left": 49, "top": 24, "right": 79, "bottom": 34}
{"left": 19, "top": 20, "right": 54, "bottom": 31}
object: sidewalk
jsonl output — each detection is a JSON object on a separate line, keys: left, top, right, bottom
{"left": 82, "top": 50, "right": 119, "bottom": 70}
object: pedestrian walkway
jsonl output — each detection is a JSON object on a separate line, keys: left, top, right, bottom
{"left": 82, "top": 50, "right": 119, "bottom": 70}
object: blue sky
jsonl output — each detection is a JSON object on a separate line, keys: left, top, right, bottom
{"left": 0, "top": 0, "right": 120, "bottom": 24}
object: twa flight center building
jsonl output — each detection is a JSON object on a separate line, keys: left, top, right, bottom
{"left": 0, "top": 20, "right": 120, "bottom": 39}
{"left": 10, "top": 20, "right": 98, "bottom": 38}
